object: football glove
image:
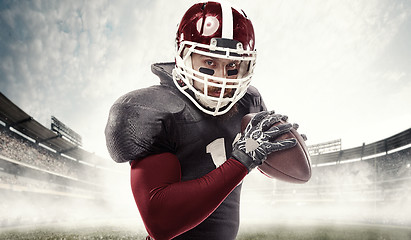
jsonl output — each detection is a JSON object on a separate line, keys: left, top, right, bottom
{"left": 231, "top": 111, "right": 297, "bottom": 172}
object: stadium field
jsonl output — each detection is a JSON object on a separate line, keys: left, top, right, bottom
{"left": 1, "top": 222, "right": 411, "bottom": 240}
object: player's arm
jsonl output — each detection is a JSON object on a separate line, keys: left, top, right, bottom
{"left": 130, "top": 111, "right": 296, "bottom": 240}
{"left": 130, "top": 152, "right": 247, "bottom": 240}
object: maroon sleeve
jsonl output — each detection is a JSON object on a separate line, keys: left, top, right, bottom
{"left": 130, "top": 152, "right": 248, "bottom": 240}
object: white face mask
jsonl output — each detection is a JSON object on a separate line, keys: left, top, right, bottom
{"left": 173, "top": 39, "right": 257, "bottom": 116}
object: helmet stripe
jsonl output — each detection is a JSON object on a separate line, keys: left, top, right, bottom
{"left": 220, "top": 1, "right": 233, "bottom": 39}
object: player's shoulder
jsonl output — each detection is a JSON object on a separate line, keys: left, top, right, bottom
{"left": 113, "top": 85, "right": 185, "bottom": 114}
{"left": 246, "top": 85, "right": 262, "bottom": 98}
{"left": 105, "top": 86, "right": 192, "bottom": 163}
{"left": 239, "top": 85, "right": 266, "bottom": 111}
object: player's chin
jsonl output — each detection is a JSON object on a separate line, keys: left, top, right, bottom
{"left": 209, "top": 91, "right": 234, "bottom": 98}
{"left": 223, "top": 90, "right": 235, "bottom": 98}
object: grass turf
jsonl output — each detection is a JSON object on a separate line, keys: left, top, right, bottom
{"left": 1, "top": 223, "right": 411, "bottom": 240}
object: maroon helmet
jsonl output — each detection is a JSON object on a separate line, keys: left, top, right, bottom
{"left": 176, "top": 1, "right": 255, "bottom": 52}
{"left": 173, "top": 1, "right": 257, "bottom": 116}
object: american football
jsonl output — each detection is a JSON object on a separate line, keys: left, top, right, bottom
{"left": 241, "top": 113, "right": 312, "bottom": 183}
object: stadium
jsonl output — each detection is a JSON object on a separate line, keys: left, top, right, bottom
{"left": 1, "top": 1, "right": 411, "bottom": 238}
{"left": 1, "top": 92, "right": 410, "bottom": 239}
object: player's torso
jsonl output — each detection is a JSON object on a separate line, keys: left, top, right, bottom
{"left": 170, "top": 104, "right": 242, "bottom": 240}
{"left": 166, "top": 88, "right": 260, "bottom": 240}
{"left": 131, "top": 62, "right": 264, "bottom": 239}
{"left": 174, "top": 109, "right": 243, "bottom": 180}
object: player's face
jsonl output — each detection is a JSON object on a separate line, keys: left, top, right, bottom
{"left": 191, "top": 53, "right": 240, "bottom": 98}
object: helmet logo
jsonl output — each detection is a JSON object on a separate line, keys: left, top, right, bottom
{"left": 196, "top": 16, "right": 219, "bottom": 37}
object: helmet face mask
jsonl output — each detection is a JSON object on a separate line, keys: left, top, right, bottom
{"left": 173, "top": 1, "right": 257, "bottom": 116}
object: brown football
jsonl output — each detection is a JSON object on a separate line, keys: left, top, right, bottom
{"left": 241, "top": 113, "right": 311, "bottom": 183}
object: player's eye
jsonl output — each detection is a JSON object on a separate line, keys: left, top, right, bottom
{"left": 204, "top": 59, "right": 215, "bottom": 66}
{"left": 227, "top": 62, "right": 238, "bottom": 69}
{"left": 226, "top": 62, "right": 239, "bottom": 76}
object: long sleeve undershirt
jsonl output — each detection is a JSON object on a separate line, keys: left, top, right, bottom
{"left": 130, "top": 152, "right": 248, "bottom": 240}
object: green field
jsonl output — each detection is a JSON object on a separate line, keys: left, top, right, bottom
{"left": 1, "top": 223, "right": 411, "bottom": 240}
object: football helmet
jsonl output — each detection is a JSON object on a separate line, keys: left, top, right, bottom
{"left": 173, "top": 1, "right": 257, "bottom": 116}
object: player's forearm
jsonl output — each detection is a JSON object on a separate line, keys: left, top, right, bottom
{"left": 130, "top": 152, "right": 247, "bottom": 240}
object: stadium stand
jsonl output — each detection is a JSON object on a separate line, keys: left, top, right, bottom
{"left": 242, "top": 127, "right": 411, "bottom": 226}
{"left": 309, "top": 128, "right": 411, "bottom": 165}
{"left": 0, "top": 93, "right": 104, "bottom": 165}
{"left": 0, "top": 126, "right": 101, "bottom": 183}
{"left": 0, "top": 92, "right": 124, "bottom": 227}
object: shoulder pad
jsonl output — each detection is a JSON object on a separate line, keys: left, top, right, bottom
{"left": 115, "top": 86, "right": 186, "bottom": 114}
{"left": 239, "top": 85, "right": 267, "bottom": 112}
{"left": 105, "top": 86, "right": 184, "bottom": 163}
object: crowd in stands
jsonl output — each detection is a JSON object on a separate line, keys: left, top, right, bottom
{"left": 0, "top": 125, "right": 111, "bottom": 227}
{"left": 377, "top": 148, "right": 411, "bottom": 180}
{"left": 0, "top": 125, "right": 101, "bottom": 182}
{"left": 0, "top": 171, "right": 98, "bottom": 197}
{"left": 272, "top": 147, "right": 411, "bottom": 202}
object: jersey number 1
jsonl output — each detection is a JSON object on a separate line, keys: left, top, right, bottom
{"left": 206, "top": 138, "right": 227, "bottom": 168}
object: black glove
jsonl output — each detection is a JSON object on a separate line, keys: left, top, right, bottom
{"left": 231, "top": 111, "right": 297, "bottom": 172}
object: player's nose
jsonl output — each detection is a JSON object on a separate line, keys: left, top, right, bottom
{"left": 212, "top": 67, "right": 227, "bottom": 79}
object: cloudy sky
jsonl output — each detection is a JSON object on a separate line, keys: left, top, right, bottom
{"left": 1, "top": 0, "right": 411, "bottom": 161}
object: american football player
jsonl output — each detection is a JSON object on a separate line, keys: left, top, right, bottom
{"left": 105, "top": 1, "right": 297, "bottom": 239}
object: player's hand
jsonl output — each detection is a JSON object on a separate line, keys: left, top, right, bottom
{"left": 292, "top": 123, "right": 308, "bottom": 141}
{"left": 231, "top": 111, "right": 297, "bottom": 172}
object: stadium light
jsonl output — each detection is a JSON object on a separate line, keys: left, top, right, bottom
{"left": 308, "top": 139, "right": 342, "bottom": 155}
{"left": 51, "top": 116, "right": 82, "bottom": 146}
